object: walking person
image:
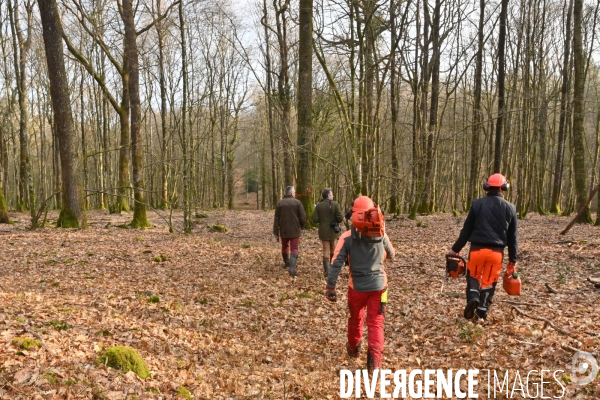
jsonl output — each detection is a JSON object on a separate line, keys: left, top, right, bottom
{"left": 325, "top": 195, "right": 395, "bottom": 373}
{"left": 273, "top": 186, "right": 307, "bottom": 277}
{"left": 311, "top": 188, "right": 344, "bottom": 277}
{"left": 447, "top": 173, "right": 518, "bottom": 322}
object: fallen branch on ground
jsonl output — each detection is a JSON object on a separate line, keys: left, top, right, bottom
{"left": 511, "top": 306, "right": 571, "bottom": 336}
{"left": 561, "top": 183, "right": 600, "bottom": 235}
{"left": 561, "top": 344, "right": 598, "bottom": 359}
{"left": 499, "top": 300, "right": 541, "bottom": 307}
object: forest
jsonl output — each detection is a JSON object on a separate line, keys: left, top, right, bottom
{"left": 0, "top": 0, "right": 599, "bottom": 398}
{"left": 0, "top": 0, "right": 599, "bottom": 226}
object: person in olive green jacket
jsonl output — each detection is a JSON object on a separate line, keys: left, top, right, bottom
{"left": 311, "top": 188, "right": 344, "bottom": 278}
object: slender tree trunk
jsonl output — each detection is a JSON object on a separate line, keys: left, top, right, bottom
{"left": 468, "top": 0, "right": 485, "bottom": 206}
{"left": 179, "top": 1, "right": 191, "bottom": 232}
{"left": 38, "top": 0, "right": 87, "bottom": 228}
{"left": 550, "top": 0, "right": 573, "bottom": 214}
{"left": 390, "top": 0, "right": 399, "bottom": 214}
{"left": 494, "top": 0, "right": 508, "bottom": 173}
{"left": 419, "top": 0, "right": 441, "bottom": 214}
{"left": 274, "top": 0, "right": 293, "bottom": 186}
{"left": 571, "top": 0, "right": 592, "bottom": 223}
{"left": 0, "top": 122, "right": 8, "bottom": 223}
{"left": 157, "top": 2, "right": 169, "bottom": 210}
{"left": 594, "top": 103, "right": 600, "bottom": 225}
{"left": 122, "top": 0, "right": 150, "bottom": 228}
{"left": 262, "top": 0, "right": 278, "bottom": 207}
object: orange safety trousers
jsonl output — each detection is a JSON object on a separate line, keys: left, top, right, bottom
{"left": 467, "top": 248, "right": 503, "bottom": 289}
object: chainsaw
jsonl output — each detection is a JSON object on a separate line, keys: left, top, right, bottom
{"left": 440, "top": 254, "right": 467, "bottom": 294}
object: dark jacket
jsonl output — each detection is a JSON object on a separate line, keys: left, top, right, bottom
{"left": 452, "top": 192, "right": 518, "bottom": 263}
{"left": 273, "top": 195, "right": 307, "bottom": 238}
{"left": 327, "top": 228, "right": 395, "bottom": 292}
{"left": 311, "top": 199, "right": 344, "bottom": 241}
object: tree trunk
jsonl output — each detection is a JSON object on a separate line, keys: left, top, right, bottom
{"left": 494, "top": 0, "right": 508, "bottom": 173}
{"left": 571, "top": 0, "right": 592, "bottom": 224}
{"left": 179, "top": 1, "right": 191, "bottom": 232}
{"left": 468, "top": 0, "right": 485, "bottom": 206}
{"left": 122, "top": 0, "right": 150, "bottom": 228}
{"left": 38, "top": 0, "right": 87, "bottom": 228}
{"left": 419, "top": 0, "right": 441, "bottom": 214}
{"left": 296, "top": 0, "right": 313, "bottom": 226}
{"left": 274, "top": 0, "right": 294, "bottom": 186}
{"left": 157, "top": 2, "right": 169, "bottom": 210}
{"left": 550, "top": 0, "right": 573, "bottom": 214}
{"left": 389, "top": 0, "right": 399, "bottom": 214}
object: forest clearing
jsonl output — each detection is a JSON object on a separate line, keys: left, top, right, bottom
{"left": 0, "top": 210, "right": 598, "bottom": 399}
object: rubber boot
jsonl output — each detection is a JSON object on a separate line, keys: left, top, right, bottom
{"left": 464, "top": 274, "right": 480, "bottom": 320}
{"left": 282, "top": 253, "right": 290, "bottom": 269}
{"left": 289, "top": 254, "right": 298, "bottom": 277}
{"left": 367, "top": 349, "right": 381, "bottom": 374}
{"left": 322, "top": 258, "right": 330, "bottom": 278}
{"left": 346, "top": 340, "right": 362, "bottom": 358}
{"left": 476, "top": 283, "right": 496, "bottom": 320}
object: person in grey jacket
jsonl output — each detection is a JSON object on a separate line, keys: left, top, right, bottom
{"left": 273, "top": 186, "right": 307, "bottom": 277}
{"left": 325, "top": 196, "right": 395, "bottom": 373}
{"left": 311, "top": 188, "right": 344, "bottom": 277}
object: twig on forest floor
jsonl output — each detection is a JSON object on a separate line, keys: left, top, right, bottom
{"left": 499, "top": 300, "right": 542, "bottom": 307}
{"left": 545, "top": 283, "right": 559, "bottom": 294}
{"left": 18, "top": 323, "right": 55, "bottom": 355}
{"left": 561, "top": 344, "right": 598, "bottom": 359}
{"left": 511, "top": 306, "right": 571, "bottom": 336}
{"left": 515, "top": 339, "right": 543, "bottom": 346}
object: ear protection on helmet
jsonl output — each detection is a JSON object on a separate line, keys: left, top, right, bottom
{"left": 483, "top": 173, "right": 509, "bottom": 191}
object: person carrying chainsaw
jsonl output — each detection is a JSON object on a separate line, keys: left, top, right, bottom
{"left": 325, "top": 196, "right": 395, "bottom": 373}
{"left": 448, "top": 173, "right": 518, "bottom": 321}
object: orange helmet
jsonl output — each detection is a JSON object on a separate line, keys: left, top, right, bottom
{"left": 352, "top": 196, "right": 375, "bottom": 212}
{"left": 351, "top": 196, "right": 384, "bottom": 237}
{"left": 483, "top": 173, "right": 509, "bottom": 191}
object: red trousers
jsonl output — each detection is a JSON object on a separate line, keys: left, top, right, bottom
{"left": 347, "top": 287, "right": 385, "bottom": 369}
{"left": 281, "top": 237, "right": 299, "bottom": 255}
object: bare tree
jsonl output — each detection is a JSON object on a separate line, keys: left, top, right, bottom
{"left": 38, "top": 0, "right": 87, "bottom": 228}
{"left": 572, "top": 0, "right": 592, "bottom": 223}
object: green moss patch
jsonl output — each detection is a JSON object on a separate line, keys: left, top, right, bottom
{"left": 96, "top": 346, "right": 150, "bottom": 379}
{"left": 13, "top": 337, "right": 41, "bottom": 350}
{"left": 45, "top": 320, "right": 70, "bottom": 331}
{"left": 208, "top": 224, "right": 227, "bottom": 233}
{"left": 146, "top": 295, "right": 160, "bottom": 303}
{"left": 153, "top": 254, "right": 168, "bottom": 262}
{"left": 177, "top": 386, "right": 192, "bottom": 399}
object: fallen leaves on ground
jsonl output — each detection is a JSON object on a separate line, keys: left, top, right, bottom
{"left": 0, "top": 210, "right": 599, "bottom": 399}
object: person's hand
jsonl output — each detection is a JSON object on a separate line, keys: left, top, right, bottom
{"left": 507, "top": 261, "right": 517, "bottom": 271}
{"left": 447, "top": 248, "right": 459, "bottom": 256}
{"left": 325, "top": 286, "right": 337, "bottom": 302}
{"left": 272, "top": 233, "right": 279, "bottom": 242}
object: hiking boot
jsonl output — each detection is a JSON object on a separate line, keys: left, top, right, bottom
{"left": 463, "top": 298, "right": 479, "bottom": 320}
{"left": 346, "top": 341, "right": 362, "bottom": 358}
{"left": 282, "top": 253, "right": 290, "bottom": 269}
{"left": 322, "top": 259, "right": 330, "bottom": 278}
{"left": 289, "top": 254, "right": 298, "bottom": 277}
